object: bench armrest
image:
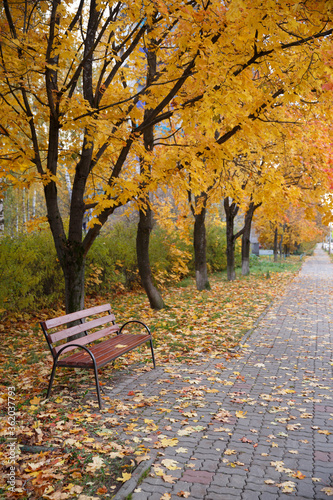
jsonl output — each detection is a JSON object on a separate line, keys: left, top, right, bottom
{"left": 54, "top": 343, "right": 96, "bottom": 365}
{"left": 119, "top": 320, "right": 152, "bottom": 336}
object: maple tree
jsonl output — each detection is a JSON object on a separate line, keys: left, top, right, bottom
{"left": 255, "top": 204, "right": 324, "bottom": 257}
{"left": 1, "top": 0, "right": 333, "bottom": 312}
{"left": 136, "top": 36, "right": 165, "bottom": 309}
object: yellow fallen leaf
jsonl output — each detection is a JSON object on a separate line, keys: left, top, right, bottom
{"left": 278, "top": 481, "right": 296, "bottom": 493}
{"left": 117, "top": 472, "right": 132, "bottom": 482}
{"left": 115, "top": 344, "right": 128, "bottom": 348}
{"left": 161, "top": 459, "right": 181, "bottom": 470}
{"left": 160, "top": 494, "right": 171, "bottom": 500}
{"left": 235, "top": 411, "right": 247, "bottom": 418}
{"left": 136, "top": 455, "right": 151, "bottom": 464}
{"left": 318, "top": 430, "right": 331, "bottom": 435}
{"left": 224, "top": 449, "right": 237, "bottom": 456}
{"left": 85, "top": 456, "right": 105, "bottom": 473}
{"left": 30, "top": 396, "right": 41, "bottom": 405}
{"left": 176, "top": 447, "right": 188, "bottom": 454}
{"left": 159, "top": 437, "right": 178, "bottom": 447}
{"left": 154, "top": 467, "right": 164, "bottom": 477}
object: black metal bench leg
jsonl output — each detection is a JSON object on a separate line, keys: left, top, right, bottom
{"left": 92, "top": 362, "right": 103, "bottom": 409}
{"left": 150, "top": 339, "right": 156, "bottom": 369}
{"left": 47, "top": 362, "right": 58, "bottom": 398}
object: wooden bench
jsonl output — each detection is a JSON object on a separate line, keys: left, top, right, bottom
{"left": 40, "top": 303, "right": 156, "bottom": 409}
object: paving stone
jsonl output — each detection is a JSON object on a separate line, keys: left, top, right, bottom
{"left": 205, "top": 487, "right": 242, "bottom": 499}
{"left": 258, "top": 492, "right": 279, "bottom": 500}
{"left": 189, "top": 483, "right": 209, "bottom": 498}
{"left": 181, "top": 469, "right": 214, "bottom": 484}
{"left": 131, "top": 491, "right": 152, "bottom": 500}
{"left": 241, "top": 491, "right": 261, "bottom": 500}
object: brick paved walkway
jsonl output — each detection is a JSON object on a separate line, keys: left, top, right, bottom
{"left": 108, "top": 246, "right": 333, "bottom": 500}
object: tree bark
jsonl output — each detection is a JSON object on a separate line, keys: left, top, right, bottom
{"left": 241, "top": 202, "right": 261, "bottom": 275}
{"left": 62, "top": 243, "right": 85, "bottom": 314}
{"left": 137, "top": 204, "right": 165, "bottom": 309}
{"left": 224, "top": 197, "right": 240, "bottom": 281}
{"left": 273, "top": 226, "right": 278, "bottom": 262}
{"left": 193, "top": 198, "right": 210, "bottom": 290}
{"left": 279, "top": 230, "right": 284, "bottom": 257}
{"left": 0, "top": 198, "right": 4, "bottom": 235}
{"left": 136, "top": 34, "right": 165, "bottom": 309}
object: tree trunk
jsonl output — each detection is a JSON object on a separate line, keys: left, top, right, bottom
{"left": 137, "top": 204, "right": 165, "bottom": 309}
{"left": 273, "top": 226, "right": 278, "bottom": 262}
{"left": 241, "top": 202, "right": 261, "bottom": 276}
{"left": 0, "top": 198, "right": 4, "bottom": 235}
{"left": 224, "top": 197, "right": 239, "bottom": 281}
{"left": 63, "top": 247, "right": 85, "bottom": 314}
{"left": 193, "top": 200, "right": 210, "bottom": 291}
{"left": 279, "top": 232, "right": 283, "bottom": 257}
{"left": 136, "top": 37, "right": 164, "bottom": 310}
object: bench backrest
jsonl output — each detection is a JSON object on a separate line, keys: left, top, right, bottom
{"left": 41, "top": 303, "right": 120, "bottom": 359}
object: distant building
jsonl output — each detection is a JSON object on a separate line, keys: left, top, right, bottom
{"left": 250, "top": 228, "right": 259, "bottom": 256}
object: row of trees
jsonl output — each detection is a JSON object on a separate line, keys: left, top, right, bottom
{"left": 1, "top": 0, "right": 333, "bottom": 313}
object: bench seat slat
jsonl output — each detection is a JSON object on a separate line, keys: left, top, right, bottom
{"left": 44, "top": 304, "right": 112, "bottom": 330}
{"left": 49, "top": 314, "right": 116, "bottom": 343}
{"left": 57, "top": 334, "right": 150, "bottom": 368}
{"left": 53, "top": 324, "right": 120, "bottom": 354}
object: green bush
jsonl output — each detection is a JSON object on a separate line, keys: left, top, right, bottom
{"left": 205, "top": 223, "right": 241, "bottom": 272}
{"left": 0, "top": 219, "right": 242, "bottom": 314}
{"left": 0, "top": 232, "right": 63, "bottom": 314}
{"left": 85, "top": 222, "right": 139, "bottom": 294}
{"left": 86, "top": 222, "right": 192, "bottom": 294}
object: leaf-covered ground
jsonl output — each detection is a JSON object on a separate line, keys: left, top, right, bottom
{"left": 0, "top": 258, "right": 302, "bottom": 499}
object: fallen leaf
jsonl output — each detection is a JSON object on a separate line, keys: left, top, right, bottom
{"left": 30, "top": 396, "right": 41, "bottom": 405}
{"left": 117, "top": 472, "right": 132, "bottom": 482}
{"left": 277, "top": 481, "right": 296, "bottom": 493}
{"left": 293, "top": 471, "right": 306, "bottom": 479}
{"left": 235, "top": 411, "right": 247, "bottom": 419}
{"left": 96, "top": 487, "right": 107, "bottom": 495}
{"left": 85, "top": 456, "right": 105, "bottom": 473}
{"left": 321, "top": 487, "right": 333, "bottom": 496}
{"left": 161, "top": 459, "right": 181, "bottom": 470}
{"left": 158, "top": 437, "right": 179, "bottom": 447}
{"left": 163, "top": 473, "right": 177, "bottom": 483}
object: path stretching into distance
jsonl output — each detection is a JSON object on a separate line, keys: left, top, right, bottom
{"left": 103, "top": 245, "right": 333, "bottom": 500}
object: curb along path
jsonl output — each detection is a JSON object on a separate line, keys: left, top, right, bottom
{"left": 107, "top": 246, "right": 333, "bottom": 500}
